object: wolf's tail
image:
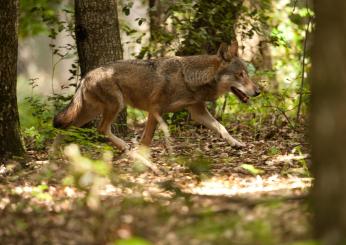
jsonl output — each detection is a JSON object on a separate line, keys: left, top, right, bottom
{"left": 53, "top": 80, "right": 84, "bottom": 129}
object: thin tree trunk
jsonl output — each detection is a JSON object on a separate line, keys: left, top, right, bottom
{"left": 0, "top": 0, "right": 25, "bottom": 160}
{"left": 176, "top": 0, "right": 243, "bottom": 56}
{"left": 146, "top": 0, "right": 174, "bottom": 58}
{"left": 149, "top": 0, "right": 163, "bottom": 45}
{"left": 75, "top": 0, "right": 127, "bottom": 135}
{"left": 311, "top": 0, "right": 346, "bottom": 244}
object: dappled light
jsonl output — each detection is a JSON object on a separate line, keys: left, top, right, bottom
{"left": 1, "top": 123, "right": 311, "bottom": 243}
{"left": 1, "top": 0, "right": 333, "bottom": 244}
{"left": 190, "top": 175, "right": 311, "bottom": 197}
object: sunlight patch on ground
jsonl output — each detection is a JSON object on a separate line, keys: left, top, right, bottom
{"left": 0, "top": 184, "right": 85, "bottom": 212}
{"left": 189, "top": 175, "right": 312, "bottom": 197}
{"left": 265, "top": 153, "right": 309, "bottom": 165}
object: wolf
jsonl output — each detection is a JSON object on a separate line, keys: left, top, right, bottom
{"left": 53, "top": 41, "right": 260, "bottom": 151}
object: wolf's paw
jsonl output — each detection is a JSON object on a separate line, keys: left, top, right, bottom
{"left": 119, "top": 144, "right": 130, "bottom": 153}
{"left": 230, "top": 140, "right": 246, "bottom": 149}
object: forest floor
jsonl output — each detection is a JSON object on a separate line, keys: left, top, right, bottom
{"left": 0, "top": 121, "right": 312, "bottom": 245}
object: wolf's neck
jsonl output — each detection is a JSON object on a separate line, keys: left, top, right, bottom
{"left": 194, "top": 79, "right": 221, "bottom": 102}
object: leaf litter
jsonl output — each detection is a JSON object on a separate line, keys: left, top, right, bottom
{"left": 0, "top": 123, "right": 312, "bottom": 245}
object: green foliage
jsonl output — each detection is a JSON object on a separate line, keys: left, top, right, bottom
{"left": 292, "top": 145, "right": 310, "bottom": 177}
{"left": 119, "top": 0, "right": 311, "bottom": 129}
{"left": 217, "top": 88, "right": 294, "bottom": 134}
{"left": 22, "top": 126, "right": 50, "bottom": 150}
{"left": 9, "top": 2, "right": 314, "bottom": 244}
{"left": 19, "top": 0, "right": 67, "bottom": 38}
{"left": 268, "top": 2, "right": 313, "bottom": 120}
{"left": 127, "top": 108, "right": 147, "bottom": 125}
{"left": 134, "top": 0, "right": 244, "bottom": 58}
{"left": 114, "top": 237, "right": 152, "bottom": 245}
{"left": 57, "top": 127, "right": 115, "bottom": 151}
{"left": 21, "top": 0, "right": 79, "bottom": 98}
{"left": 63, "top": 144, "right": 113, "bottom": 209}
{"left": 165, "top": 111, "right": 189, "bottom": 126}
{"left": 244, "top": 220, "right": 275, "bottom": 245}
{"left": 30, "top": 184, "right": 52, "bottom": 201}
{"left": 122, "top": 1, "right": 134, "bottom": 17}
{"left": 179, "top": 212, "right": 278, "bottom": 245}
{"left": 18, "top": 91, "right": 115, "bottom": 152}
{"left": 288, "top": 241, "right": 320, "bottom": 245}
{"left": 19, "top": 0, "right": 313, "bottom": 139}
{"left": 240, "top": 163, "right": 264, "bottom": 175}
{"left": 183, "top": 155, "right": 213, "bottom": 177}
{"left": 24, "top": 96, "right": 52, "bottom": 127}
{"left": 19, "top": 91, "right": 55, "bottom": 150}
{"left": 19, "top": 1, "right": 82, "bottom": 151}
{"left": 268, "top": 146, "right": 280, "bottom": 156}
{"left": 179, "top": 214, "right": 238, "bottom": 242}
{"left": 174, "top": 0, "right": 243, "bottom": 55}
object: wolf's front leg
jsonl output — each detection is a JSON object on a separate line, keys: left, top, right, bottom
{"left": 188, "top": 103, "right": 245, "bottom": 148}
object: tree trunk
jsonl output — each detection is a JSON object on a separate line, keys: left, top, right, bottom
{"left": 145, "top": 0, "right": 174, "bottom": 58}
{"left": 75, "top": 0, "right": 127, "bottom": 135}
{"left": 0, "top": 0, "right": 25, "bottom": 160}
{"left": 311, "top": 0, "right": 346, "bottom": 244}
{"left": 149, "top": 0, "right": 163, "bottom": 45}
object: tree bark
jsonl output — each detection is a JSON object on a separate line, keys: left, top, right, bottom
{"left": 149, "top": 0, "right": 163, "bottom": 45}
{"left": 145, "top": 0, "right": 174, "bottom": 58}
{"left": 311, "top": 1, "right": 346, "bottom": 244}
{"left": 75, "top": 0, "right": 127, "bottom": 135}
{"left": 0, "top": 0, "right": 25, "bottom": 160}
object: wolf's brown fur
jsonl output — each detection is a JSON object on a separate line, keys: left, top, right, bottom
{"left": 53, "top": 41, "right": 260, "bottom": 151}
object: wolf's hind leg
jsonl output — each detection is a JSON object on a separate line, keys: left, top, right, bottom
{"left": 188, "top": 103, "right": 245, "bottom": 148}
{"left": 98, "top": 106, "right": 128, "bottom": 152}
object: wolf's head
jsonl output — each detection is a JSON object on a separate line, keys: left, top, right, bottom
{"left": 216, "top": 41, "right": 260, "bottom": 103}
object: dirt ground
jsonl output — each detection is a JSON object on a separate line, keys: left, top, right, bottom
{"left": 0, "top": 123, "right": 312, "bottom": 245}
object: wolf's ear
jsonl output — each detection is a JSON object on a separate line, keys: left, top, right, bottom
{"left": 217, "top": 41, "right": 239, "bottom": 62}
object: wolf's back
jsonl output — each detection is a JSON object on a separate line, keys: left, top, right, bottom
{"left": 53, "top": 83, "right": 83, "bottom": 129}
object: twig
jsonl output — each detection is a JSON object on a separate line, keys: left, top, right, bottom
{"left": 262, "top": 104, "right": 299, "bottom": 132}
{"left": 220, "top": 94, "right": 228, "bottom": 118}
{"left": 276, "top": 106, "right": 296, "bottom": 129}
{"left": 292, "top": 0, "right": 298, "bottom": 13}
{"left": 296, "top": 0, "right": 312, "bottom": 123}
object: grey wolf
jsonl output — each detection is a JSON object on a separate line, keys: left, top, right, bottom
{"left": 53, "top": 41, "right": 260, "bottom": 151}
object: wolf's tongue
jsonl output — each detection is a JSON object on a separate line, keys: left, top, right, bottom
{"left": 231, "top": 87, "right": 249, "bottom": 103}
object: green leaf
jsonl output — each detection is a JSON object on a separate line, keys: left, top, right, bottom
{"left": 268, "top": 146, "right": 280, "bottom": 156}
{"left": 240, "top": 164, "right": 264, "bottom": 175}
{"left": 114, "top": 237, "right": 152, "bottom": 245}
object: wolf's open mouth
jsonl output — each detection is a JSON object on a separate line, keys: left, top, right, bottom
{"left": 231, "top": 87, "right": 249, "bottom": 103}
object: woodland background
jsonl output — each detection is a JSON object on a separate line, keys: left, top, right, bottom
{"left": 1, "top": 0, "right": 344, "bottom": 244}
